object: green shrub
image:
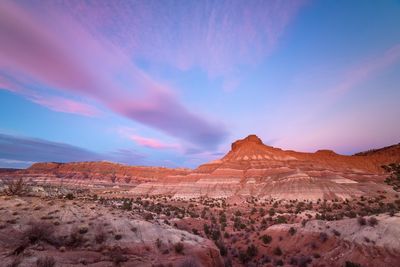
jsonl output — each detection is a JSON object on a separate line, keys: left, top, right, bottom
{"left": 261, "top": 234, "right": 272, "bottom": 244}
{"left": 122, "top": 199, "right": 132, "bottom": 210}
{"left": 273, "top": 246, "right": 282, "bottom": 256}
{"left": 357, "top": 217, "right": 366, "bottom": 226}
{"left": 175, "top": 242, "right": 184, "bottom": 254}
{"left": 289, "top": 227, "right": 296, "bottom": 236}
{"left": 345, "top": 261, "right": 361, "bottom": 267}
{"left": 275, "top": 215, "right": 287, "bottom": 224}
{"left": 238, "top": 250, "right": 250, "bottom": 263}
{"left": 319, "top": 232, "right": 328, "bottom": 243}
{"left": 368, "top": 217, "right": 378, "bottom": 227}
{"left": 246, "top": 244, "right": 258, "bottom": 258}
{"left": 269, "top": 208, "right": 276, "bottom": 216}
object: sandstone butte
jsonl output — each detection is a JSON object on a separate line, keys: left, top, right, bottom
{"left": 3, "top": 135, "right": 400, "bottom": 201}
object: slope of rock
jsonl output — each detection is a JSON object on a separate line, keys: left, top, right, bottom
{"left": 354, "top": 143, "right": 400, "bottom": 157}
{"left": 4, "top": 161, "right": 190, "bottom": 187}
{"left": 2, "top": 135, "right": 399, "bottom": 201}
{"left": 131, "top": 135, "right": 399, "bottom": 200}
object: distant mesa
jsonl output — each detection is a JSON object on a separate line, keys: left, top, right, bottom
{"left": 1, "top": 134, "right": 399, "bottom": 201}
{"left": 354, "top": 143, "right": 400, "bottom": 156}
{"left": 315, "top": 149, "right": 337, "bottom": 155}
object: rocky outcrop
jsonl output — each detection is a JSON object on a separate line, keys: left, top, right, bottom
{"left": 354, "top": 143, "right": 400, "bottom": 157}
{"left": 130, "top": 135, "right": 400, "bottom": 200}
{"left": 2, "top": 135, "right": 399, "bottom": 201}
{"left": 4, "top": 161, "right": 191, "bottom": 187}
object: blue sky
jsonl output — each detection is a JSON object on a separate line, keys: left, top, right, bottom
{"left": 0, "top": 0, "right": 399, "bottom": 168}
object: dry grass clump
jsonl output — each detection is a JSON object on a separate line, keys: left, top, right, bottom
{"left": 368, "top": 217, "right": 378, "bottom": 227}
{"left": 273, "top": 246, "right": 283, "bottom": 256}
{"left": 357, "top": 216, "right": 366, "bottom": 226}
{"left": 107, "top": 246, "right": 128, "bottom": 266}
{"left": 289, "top": 227, "right": 297, "bottom": 236}
{"left": 95, "top": 225, "right": 107, "bottom": 244}
{"left": 6, "top": 257, "right": 22, "bottom": 267}
{"left": 1, "top": 177, "right": 29, "bottom": 196}
{"left": 179, "top": 257, "right": 200, "bottom": 267}
{"left": 36, "top": 256, "right": 56, "bottom": 267}
{"left": 174, "top": 242, "right": 184, "bottom": 254}
{"left": 261, "top": 234, "right": 272, "bottom": 244}
{"left": 64, "top": 227, "right": 85, "bottom": 248}
{"left": 319, "top": 232, "right": 328, "bottom": 243}
{"left": 23, "top": 221, "right": 57, "bottom": 245}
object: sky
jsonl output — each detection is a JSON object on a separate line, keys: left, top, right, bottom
{"left": 1, "top": 0, "right": 400, "bottom": 168}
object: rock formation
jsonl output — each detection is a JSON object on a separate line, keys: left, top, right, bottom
{"left": 3, "top": 161, "right": 190, "bottom": 187}
{"left": 2, "top": 135, "right": 399, "bottom": 201}
{"left": 130, "top": 135, "right": 400, "bottom": 200}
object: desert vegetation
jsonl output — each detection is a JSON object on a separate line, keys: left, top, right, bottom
{"left": 383, "top": 163, "right": 400, "bottom": 192}
{"left": 1, "top": 177, "right": 30, "bottom": 196}
{"left": 0, "top": 175, "right": 399, "bottom": 267}
{"left": 92, "top": 190, "right": 400, "bottom": 266}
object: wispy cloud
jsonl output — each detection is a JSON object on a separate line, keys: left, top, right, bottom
{"left": 116, "top": 127, "right": 180, "bottom": 150}
{"left": 0, "top": 72, "right": 100, "bottom": 117}
{"left": 53, "top": 0, "right": 306, "bottom": 90}
{"left": 0, "top": 0, "right": 228, "bottom": 150}
{"left": 129, "top": 135, "right": 180, "bottom": 150}
{"left": 332, "top": 43, "right": 400, "bottom": 95}
{"left": 30, "top": 95, "right": 99, "bottom": 117}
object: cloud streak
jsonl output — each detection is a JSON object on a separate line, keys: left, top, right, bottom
{"left": 129, "top": 134, "right": 179, "bottom": 150}
{"left": 30, "top": 95, "right": 99, "bottom": 117}
{"left": 0, "top": 0, "right": 229, "bottom": 150}
{"left": 0, "top": 72, "right": 100, "bottom": 116}
{"left": 48, "top": 0, "right": 306, "bottom": 90}
{"left": 332, "top": 44, "right": 400, "bottom": 95}
{"left": 117, "top": 127, "right": 180, "bottom": 150}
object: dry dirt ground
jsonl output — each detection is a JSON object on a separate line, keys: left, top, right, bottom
{"left": 1, "top": 184, "right": 400, "bottom": 267}
{"left": 0, "top": 195, "right": 222, "bottom": 267}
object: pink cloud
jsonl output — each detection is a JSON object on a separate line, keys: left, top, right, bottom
{"left": 129, "top": 135, "right": 179, "bottom": 150}
{"left": 117, "top": 127, "right": 180, "bottom": 150}
{"left": 36, "top": 1, "right": 306, "bottom": 78}
{"left": 0, "top": 1, "right": 228, "bottom": 149}
{"left": 0, "top": 72, "right": 99, "bottom": 117}
{"left": 30, "top": 95, "right": 99, "bottom": 117}
{"left": 0, "top": 2, "right": 100, "bottom": 94}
